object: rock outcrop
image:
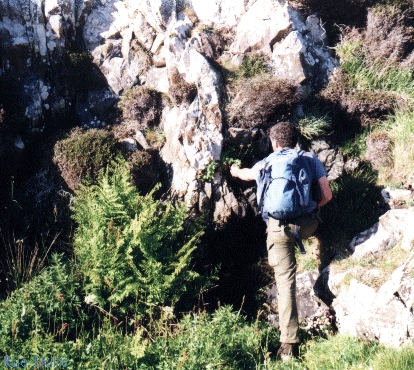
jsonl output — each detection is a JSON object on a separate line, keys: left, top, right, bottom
{"left": 0, "top": 0, "right": 336, "bottom": 223}
{"left": 317, "top": 208, "right": 414, "bottom": 347}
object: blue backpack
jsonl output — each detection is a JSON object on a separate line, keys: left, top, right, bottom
{"left": 257, "top": 149, "right": 311, "bottom": 253}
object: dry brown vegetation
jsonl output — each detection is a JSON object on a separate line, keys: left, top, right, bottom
{"left": 365, "top": 130, "right": 393, "bottom": 170}
{"left": 118, "top": 86, "right": 162, "bottom": 128}
{"left": 168, "top": 67, "right": 197, "bottom": 107}
{"left": 226, "top": 74, "right": 300, "bottom": 128}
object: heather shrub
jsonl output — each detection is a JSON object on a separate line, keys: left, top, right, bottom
{"left": 168, "top": 67, "right": 197, "bottom": 106}
{"left": 72, "top": 160, "right": 205, "bottom": 319}
{"left": 127, "top": 149, "right": 163, "bottom": 194}
{"left": 119, "top": 86, "right": 162, "bottom": 128}
{"left": 321, "top": 6, "right": 414, "bottom": 124}
{"left": 53, "top": 128, "right": 118, "bottom": 190}
{"left": 227, "top": 74, "right": 300, "bottom": 128}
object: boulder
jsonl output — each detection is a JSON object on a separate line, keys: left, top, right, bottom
{"left": 318, "top": 209, "right": 414, "bottom": 347}
{"left": 48, "top": 15, "right": 64, "bottom": 39}
{"left": 178, "top": 47, "right": 222, "bottom": 130}
{"left": 130, "top": 0, "right": 177, "bottom": 33}
{"left": 144, "top": 67, "right": 170, "bottom": 94}
{"left": 191, "top": 0, "right": 254, "bottom": 27}
{"left": 332, "top": 258, "right": 414, "bottom": 347}
{"left": 351, "top": 209, "right": 414, "bottom": 259}
{"left": 268, "top": 269, "right": 328, "bottom": 324}
{"left": 131, "top": 12, "right": 156, "bottom": 51}
{"left": 83, "top": 0, "right": 130, "bottom": 51}
{"left": 310, "top": 139, "right": 344, "bottom": 181}
{"left": 230, "top": 0, "right": 291, "bottom": 55}
{"left": 381, "top": 187, "right": 414, "bottom": 210}
{"left": 272, "top": 15, "right": 337, "bottom": 88}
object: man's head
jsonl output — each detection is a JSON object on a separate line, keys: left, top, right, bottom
{"left": 269, "top": 121, "right": 298, "bottom": 150}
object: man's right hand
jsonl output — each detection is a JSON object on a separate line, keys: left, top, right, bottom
{"left": 230, "top": 165, "right": 240, "bottom": 178}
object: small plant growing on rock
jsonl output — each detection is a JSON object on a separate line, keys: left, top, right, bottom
{"left": 236, "top": 54, "right": 270, "bottom": 79}
{"left": 145, "top": 128, "right": 166, "bottom": 149}
{"left": 168, "top": 67, "right": 197, "bottom": 107}
{"left": 119, "top": 86, "right": 162, "bottom": 128}
{"left": 298, "top": 113, "right": 332, "bottom": 140}
{"left": 197, "top": 161, "right": 218, "bottom": 182}
{"left": 53, "top": 128, "right": 118, "bottom": 190}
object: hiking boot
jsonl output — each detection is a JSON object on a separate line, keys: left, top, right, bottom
{"left": 277, "top": 343, "right": 299, "bottom": 361}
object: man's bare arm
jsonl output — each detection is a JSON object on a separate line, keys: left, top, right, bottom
{"left": 317, "top": 176, "right": 332, "bottom": 208}
{"left": 230, "top": 165, "right": 256, "bottom": 181}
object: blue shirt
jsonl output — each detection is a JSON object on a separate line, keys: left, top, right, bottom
{"left": 252, "top": 148, "right": 328, "bottom": 214}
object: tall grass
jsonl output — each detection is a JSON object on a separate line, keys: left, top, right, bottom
{"left": 385, "top": 109, "right": 414, "bottom": 183}
{"left": 0, "top": 231, "right": 58, "bottom": 292}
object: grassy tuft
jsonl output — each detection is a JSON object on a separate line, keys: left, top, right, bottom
{"left": 298, "top": 114, "right": 332, "bottom": 141}
{"left": 382, "top": 109, "right": 414, "bottom": 184}
{"left": 302, "top": 335, "right": 380, "bottom": 370}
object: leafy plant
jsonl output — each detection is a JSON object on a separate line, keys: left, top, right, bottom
{"left": 197, "top": 161, "right": 218, "bottom": 182}
{"left": 72, "top": 160, "right": 205, "bottom": 319}
{"left": 221, "top": 143, "right": 263, "bottom": 168}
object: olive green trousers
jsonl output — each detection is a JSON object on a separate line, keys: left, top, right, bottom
{"left": 266, "top": 215, "right": 319, "bottom": 343}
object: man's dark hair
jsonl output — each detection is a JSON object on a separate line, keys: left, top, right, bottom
{"left": 269, "top": 121, "right": 298, "bottom": 148}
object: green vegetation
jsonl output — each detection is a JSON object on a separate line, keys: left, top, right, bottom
{"left": 197, "top": 160, "right": 218, "bottom": 182}
{"left": 73, "top": 161, "right": 205, "bottom": 319}
{"left": 381, "top": 109, "right": 414, "bottom": 184}
{"left": 236, "top": 54, "right": 270, "bottom": 80}
{"left": 221, "top": 142, "right": 263, "bottom": 168}
{"left": 144, "top": 128, "right": 165, "bottom": 149}
{"left": 339, "top": 131, "right": 370, "bottom": 158}
{"left": 53, "top": 128, "right": 118, "bottom": 190}
{"left": 297, "top": 113, "right": 332, "bottom": 141}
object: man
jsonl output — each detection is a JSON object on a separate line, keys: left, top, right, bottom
{"left": 230, "top": 121, "right": 332, "bottom": 360}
